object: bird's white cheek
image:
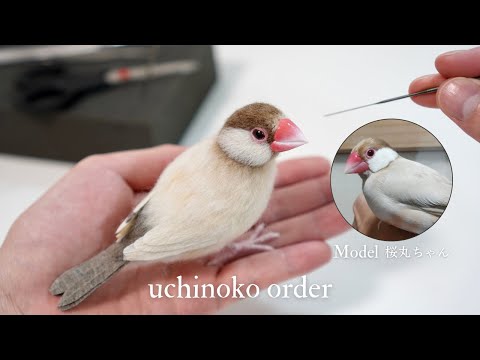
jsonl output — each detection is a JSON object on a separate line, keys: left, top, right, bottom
{"left": 217, "top": 128, "right": 272, "bottom": 167}
{"left": 368, "top": 148, "right": 399, "bottom": 173}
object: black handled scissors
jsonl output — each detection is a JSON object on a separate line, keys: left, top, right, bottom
{"left": 15, "top": 60, "right": 199, "bottom": 113}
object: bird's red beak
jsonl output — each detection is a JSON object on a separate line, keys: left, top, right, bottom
{"left": 270, "top": 119, "right": 308, "bottom": 152}
{"left": 345, "top": 152, "right": 369, "bottom": 174}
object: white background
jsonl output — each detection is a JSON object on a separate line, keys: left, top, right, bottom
{"left": 1, "top": 45, "right": 479, "bottom": 314}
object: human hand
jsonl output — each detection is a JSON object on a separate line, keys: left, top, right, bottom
{"left": 0, "top": 145, "right": 349, "bottom": 314}
{"left": 409, "top": 46, "right": 480, "bottom": 142}
{"left": 352, "top": 194, "right": 415, "bottom": 241}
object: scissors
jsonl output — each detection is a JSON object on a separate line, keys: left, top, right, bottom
{"left": 15, "top": 59, "right": 199, "bottom": 113}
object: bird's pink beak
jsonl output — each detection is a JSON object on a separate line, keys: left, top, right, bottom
{"left": 270, "top": 119, "right": 308, "bottom": 152}
{"left": 345, "top": 152, "right": 370, "bottom": 174}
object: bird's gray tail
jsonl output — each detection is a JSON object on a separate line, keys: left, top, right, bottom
{"left": 49, "top": 240, "right": 130, "bottom": 312}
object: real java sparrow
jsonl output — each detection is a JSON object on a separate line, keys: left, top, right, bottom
{"left": 50, "top": 103, "right": 308, "bottom": 311}
{"left": 344, "top": 138, "right": 452, "bottom": 235}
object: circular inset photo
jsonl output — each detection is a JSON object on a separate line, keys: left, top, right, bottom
{"left": 331, "top": 119, "right": 453, "bottom": 241}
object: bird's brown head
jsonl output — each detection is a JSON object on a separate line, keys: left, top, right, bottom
{"left": 217, "top": 103, "right": 308, "bottom": 167}
{"left": 345, "top": 137, "right": 398, "bottom": 175}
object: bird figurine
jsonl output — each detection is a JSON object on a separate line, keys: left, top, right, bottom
{"left": 50, "top": 102, "right": 308, "bottom": 311}
{"left": 344, "top": 137, "right": 452, "bottom": 235}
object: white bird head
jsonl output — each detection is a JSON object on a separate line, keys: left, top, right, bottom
{"left": 345, "top": 138, "right": 399, "bottom": 175}
{"left": 217, "top": 103, "right": 308, "bottom": 167}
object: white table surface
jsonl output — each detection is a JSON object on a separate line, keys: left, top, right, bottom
{"left": 1, "top": 45, "right": 479, "bottom": 314}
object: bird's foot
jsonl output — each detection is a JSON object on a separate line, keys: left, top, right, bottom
{"left": 207, "top": 223, "right": 279, "bottom": 267}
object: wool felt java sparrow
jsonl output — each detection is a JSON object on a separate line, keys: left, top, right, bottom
{"left": 50, "top": 103, "right": 308, "bottom": 311}
{"left": 345, "top": 138, "right": 452, "bottom": 235}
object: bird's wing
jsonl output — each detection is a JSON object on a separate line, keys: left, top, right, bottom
{"left": 122, "top": 223, "right": 220, "bottom": 262}
{"left": 419, "top": 206, "right": 446, "bottom": 217}
{"left": 115, "top": 192, "right": 154, "bottom": 241}
{"left": 382, "top": 157, "right": 452, "bottom": 215}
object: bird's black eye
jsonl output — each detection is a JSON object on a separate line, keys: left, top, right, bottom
{"left": 252, "top": 128, "right": 266, "bottom": 141}
{"left": 366, "top": 149, "right": 375, "bottom": 157}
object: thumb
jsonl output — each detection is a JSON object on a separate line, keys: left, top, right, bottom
{"left": 437, "top": 77, "right": 480, "bottom": 142}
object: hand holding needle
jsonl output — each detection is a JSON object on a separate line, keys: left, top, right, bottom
{"left": 324, "top": 76, "right": 480, "bottom": 117}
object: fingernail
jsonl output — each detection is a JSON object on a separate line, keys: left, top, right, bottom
{"left": 441, "top": 49, "right": 465, "bottom": 57}
{"left": 438, "top": 78, "right": 480, "bottom": 121}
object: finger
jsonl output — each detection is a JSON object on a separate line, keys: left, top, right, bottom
{"left": 435, "top": 46, "right": 480, "bottom": 78}
{"left": 436, "top": 77, "right": 480, "bottom": 142}
{"left": 408, "top": 74, "right": 446, "bottom": 108}
{"left": 261, "top": 175, "right": 332, "bottom": 224}
{"left": 79, "top": 145, "right": 185, "bottom": 191}
{"left": 133, "top": 191, "right": 149, "bottom": 206}
{"left": 21, "top": 164, "right": 136, "bottom": 271}
{"left": 218, "top": 241, "right": 331, "bottom": 306}
{"left": 267, "top": 202, "right": 350, "bottom": 248}
{"left": 275, "top": 157, "right": 331, "bottom": 188}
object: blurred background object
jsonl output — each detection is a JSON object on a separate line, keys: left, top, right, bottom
{"left": 0, "top": 45, "right": 216, "bottom": 162}
{"left": 337, "top": 119, "right": 444, "bottom": 152}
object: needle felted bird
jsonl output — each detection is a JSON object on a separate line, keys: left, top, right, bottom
{"left": 50, "top": 102, "right": 308, "bottom": 311}
{"left": 344, "top": 138, "right": 452, "bottom": 235}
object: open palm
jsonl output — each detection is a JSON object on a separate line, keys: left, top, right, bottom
{"left": 0, "top": 145, "right": 348, "bottom": 314}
